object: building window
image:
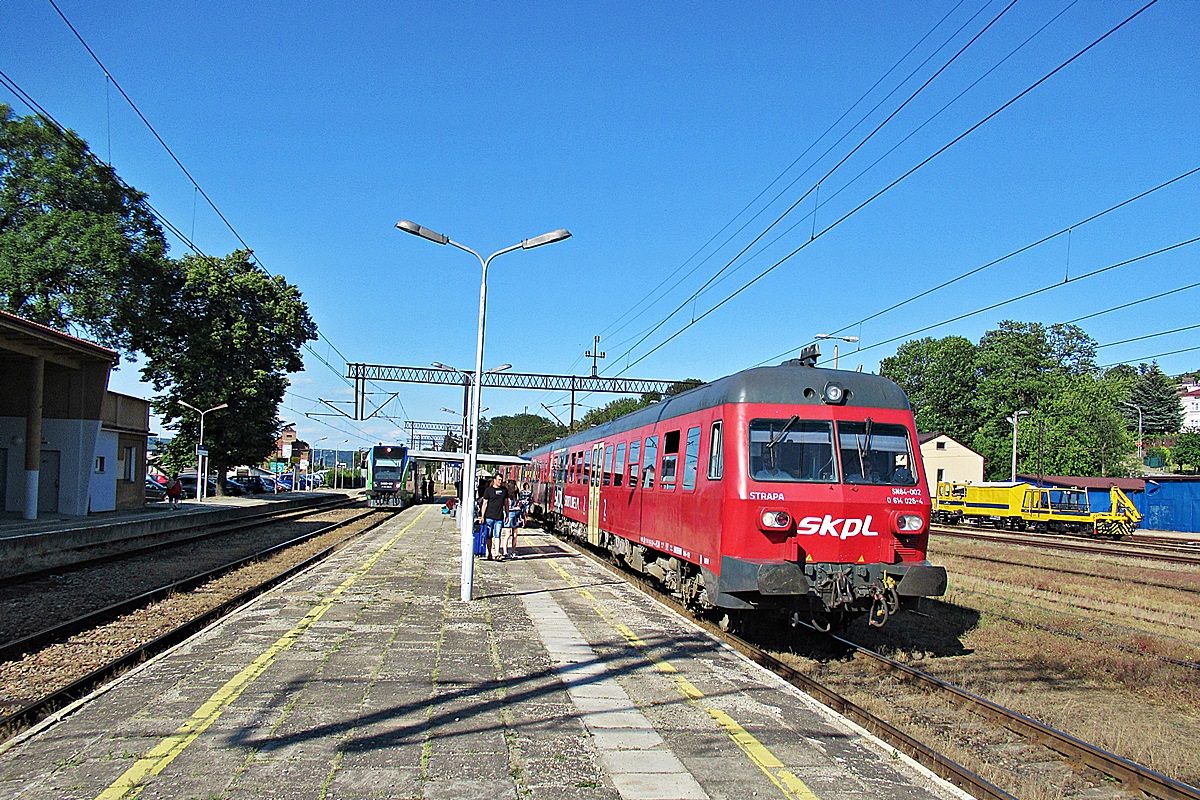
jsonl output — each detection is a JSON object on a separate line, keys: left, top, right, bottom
{"left": 123, "top": 446, "right": 136, "bottom": 481}
{"left": 936, "top": 468, "right": 945, "bottom": 483}
{"left": 936, "top": 441, "right": 947, "bottom": 450}
{"left": 95, "top": 456, "right": 105, "bottom": 473}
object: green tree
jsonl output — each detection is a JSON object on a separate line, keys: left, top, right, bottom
{"left": 972, "top": 321, "right": 1099, "bottom": 478}
{"left": 141, "top": 250, "right": 317, "bottom": 492}
{"left": 1024, "top": 373, "right": 1134, "bottom": 478}
{"left": 1125, "top": 363, "right": 1184, "bottom": 434}
{"left": 0, "top": 105, "right": 168, "bottom": 355}
{"left": 879, "top": 336, "right": 978, "bottom": 441}
{"left": 477, "top": 413, "right": 566, "bottom": 454}
{"left": 1174, "top": 430, "right": 1200, "bottom": 472}
{"left": 640, "top": 378, "right": 704, "bottom": 404}
{"left": 578, "top": 396, "right": 647, "bottom": 429}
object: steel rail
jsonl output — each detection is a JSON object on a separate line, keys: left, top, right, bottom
{"left": 931, "top": 525, "right": 1200, "bottom": 566}
{"left": 820, "top": 631, "right": 1200, "bottom": 800}
{"left": 0, "top": 493, "right": 353, "bottom": 587}
{"left": 557, "top": 534, "right": 1016, "bottom": 800}
{"left": 0, "top": 509, "right": 396, "bottom": 740}
{"left": 0, "top": 505, "right": 376, "bottom": 663}
{"left": 555, "top": 526, "right": 1200, "bottom": 800}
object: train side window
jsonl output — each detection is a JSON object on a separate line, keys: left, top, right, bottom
{"left": 682, "top": 427, "right": 701, "bottom": 491}
{"left": 629, "top": 440, "right": 641, "bottom": 487}
{"left": 584, "top": 448, "right": 593, "bottom": 484}
{"left": 660, "top": 430, "right": 680, "bottom": 491}
{"left": 613, "top": 443, "right": 626, "bottom": 487}
{"left": 642, "top": 436, "right": 658, "bottom": 488}
{"left": 707, "top": 421, "right": 723, "bottom": 480}
{"left": 602, "top": 445, "right": 614, "bottom": 486}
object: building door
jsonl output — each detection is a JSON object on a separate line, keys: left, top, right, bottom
{"left": 38, "top": 450, "right": 61, "bottom": 514}
{"left": 587, "top": 442, "right": 604, "bottom": 546}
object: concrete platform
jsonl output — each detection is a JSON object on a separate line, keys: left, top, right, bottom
{"left": 0, "top": 505, "right": 972, "bottom": 800}
{"left": 0, "top": 490, "right": 353, "bottom": 580}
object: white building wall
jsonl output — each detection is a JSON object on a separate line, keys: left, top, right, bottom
{"left": 919, "top": 435, "right": 985, "bottom": 495}
{"left": 1183, "top": 393, "right": 1200, "bottom": 430}
{"left": 0, "top": 416, "right": 101, "bottom": 517}
{"left": 89, "top": 429, "right": 118, "bottom": 513}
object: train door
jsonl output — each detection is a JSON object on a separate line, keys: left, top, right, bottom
{"left": 1023, "top": 489, "right": 1050, "bottom": 528}
{"left": 588, "top": 442, "right": 604, "bottom": 545}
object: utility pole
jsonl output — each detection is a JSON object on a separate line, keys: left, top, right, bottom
{"left": 586, "top": 335, "right": 606, "bottom": 377}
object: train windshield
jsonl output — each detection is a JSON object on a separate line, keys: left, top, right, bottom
{"left": 1049, "top": 489, "right": 1089, "bottom": 512}
{"left": 749, "top": 419, "right": 837, "bottom": 482}
{"left": 837, "top": 421, "right": 916, "bottom": 486}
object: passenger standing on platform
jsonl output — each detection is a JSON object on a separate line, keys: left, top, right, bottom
{"left": 502, "top": 479, "right": 521, "bottom": 558}
{"left": 479, "top": 474, "right": 509, "bottom": 560}
{"left": 518, "top": 483, "right": 533, "bottom": 527}
{"left": 165, "top": 473, "right": 183, "bottom": 509}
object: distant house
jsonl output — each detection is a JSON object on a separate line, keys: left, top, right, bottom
{"left": 1181, "top": 387, "right": 1200, "bottom": 430}
{"left": 273, "top": 424, "right": 310, "bottom": 465}
{"left": 918, "top": 433, "right": 984, "bottom": 495}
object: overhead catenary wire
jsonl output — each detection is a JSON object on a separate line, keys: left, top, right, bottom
{"left": 847, "top": 234, "right": 1200, "bottom": 356}
{"left": 692, "top": 0, "right": 1085, "bottom": 307}
{"left": 1099, "top": 344, "right": 1200, "bottom": 370}
{"left": 607, "top": 0, "right": 1163, "bottom": 378}
{"left": 596, "top": 0, "right": 980, "bottom": 348}
{"left": 1096, "top": 323, "right": 1200, "bottom": 350}
{"left": 756, "top": 163, "right": 1200, "bottom": 367}
{"left": 606, "top": 0, "right": 1024, "bottom": 366}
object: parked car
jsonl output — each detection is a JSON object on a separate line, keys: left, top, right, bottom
{"left": 178, "top": 475, "right": 218, "bottom": 499}
{"left": 145, "top": 477, "right": 167, "bottom": 502}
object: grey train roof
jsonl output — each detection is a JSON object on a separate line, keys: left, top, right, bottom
{"left": 524, "top": 363, "right": 911, "bottom": 458}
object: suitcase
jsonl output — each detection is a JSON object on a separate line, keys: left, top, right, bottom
{"left": 473, "top": 523, "right": 487, "bottom": 557}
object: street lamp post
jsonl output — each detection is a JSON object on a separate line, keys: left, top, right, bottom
{"left": 814, "top": 334, "right": 860, "bottom": 370}
{"left": 398, "top": 220, "right": 570, "bottom": 602}
{"left": 1008, "top": 409, "right": 1031, "bottom": 482}
{"left": 1122, "top": 402, "right": 1144, "bottom": 465}
{"left": 179, "top": 401, "right": 228, "bottom": 501}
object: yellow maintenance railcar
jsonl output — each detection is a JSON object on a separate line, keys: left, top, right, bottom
{"left": 933, "top": 481, "right": 1141, "bottom": 538}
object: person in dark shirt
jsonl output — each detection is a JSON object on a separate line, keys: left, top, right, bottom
{"left": 479, "top": 474, "right": 510, "bottom": 560}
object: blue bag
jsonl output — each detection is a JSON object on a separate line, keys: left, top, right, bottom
{"left": 473, "top": 523, "right": 487, "bottom": 556}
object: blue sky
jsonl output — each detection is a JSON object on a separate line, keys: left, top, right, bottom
{"left": 4, "top": 0, "right": 1198, "bottom": 451}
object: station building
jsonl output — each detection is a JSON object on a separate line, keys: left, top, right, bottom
{"left": 918, "top": 432, "right": 984, "bottom": 494}
{"left": 0, "top": 310, "right": 150, "bottom": 519}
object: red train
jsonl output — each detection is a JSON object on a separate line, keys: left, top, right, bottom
{"left": 515, "top": 354, "right": 946, "bottom": 630}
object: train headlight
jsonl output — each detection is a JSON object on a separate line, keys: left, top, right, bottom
{"left": 761, "top": 510, "right": 792, "bottom": 529}
{"left": 897, "top": 514, "right": 924, "bottom": 532}
{"left": 823, "top": 382, "right": 847, "bottom": 405}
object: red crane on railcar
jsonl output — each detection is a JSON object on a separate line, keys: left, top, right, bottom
{"left": 522, "top": 354, "right": 947, "bottom": 630}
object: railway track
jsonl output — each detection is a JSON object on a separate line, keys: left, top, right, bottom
{"left": 0, "top": 506, "right": 398, "bottom": 739}
{"left": 555, "top": 528, "right": 1200, "bottom": 800}
{"left": 0, "top": 493, "right": 354, "bottom": 587}
{"left": 930, "top": 524, "right": 1200, "bottom": 565}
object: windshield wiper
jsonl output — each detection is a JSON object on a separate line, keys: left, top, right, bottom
{"left": 766, "top": 415, "right": 800, "bottom": 450}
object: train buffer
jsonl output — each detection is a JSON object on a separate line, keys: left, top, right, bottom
{"left": 1, "top": 504, "right": 969, "bottom": 800}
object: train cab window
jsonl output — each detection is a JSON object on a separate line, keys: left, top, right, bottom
{"left": 629, "top": 440, "right": 641, "bottom": 487}
{"left": 750, "top": 419, "right": 836, "bottom": 482}
{"left": 1050, "top": 489, "right": 1088, "bottom": 512}
{"left": 613, "top": 443, "right": 626, "bottom": 487}
{"left": 682, "top": 427, "right": 701, "bottom": 491}
{"left": 707, "top": 421, "right": 724, "bottom": 480}
{"left": 642, "top": 436, "right": 658, "bottom": 488}
{"left": 660, "top": 430, "right": 680, "bottom": 491}
{"left": 837, "top": 420, "right": 917, "bottom": 486}
{"left": 602, "top": 445, "right": 614, "bottom": 486}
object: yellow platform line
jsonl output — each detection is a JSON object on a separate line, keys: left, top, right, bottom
{"left": 95, "top": 507, "right": 429, "bottom": 800}
{"left": 549, "top": 560, "right": 820, "bottom": 800}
